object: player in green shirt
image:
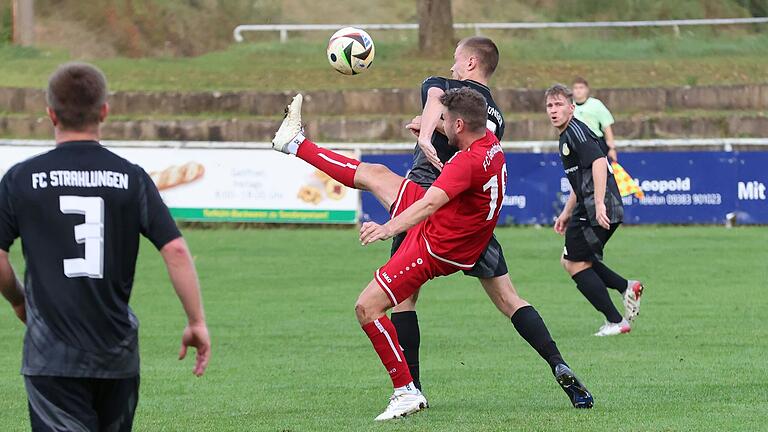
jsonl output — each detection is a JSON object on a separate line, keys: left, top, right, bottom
{"left": 572, "top": 77, "right": 618, "bottom": 162}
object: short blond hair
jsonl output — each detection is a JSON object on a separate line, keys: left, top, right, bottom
{"left": 544, "top": 83, "right": 573, "bottom": 104}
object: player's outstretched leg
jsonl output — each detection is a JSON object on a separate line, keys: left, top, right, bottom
{"left": 272, "top": 94, "right": 403, "bottom": 210}
{"left": 554, "top": 364, "right": 594, "bottom": 409}
{"left": 562, "top": 259, "right": 630, "bottom": 336}
{"left": 591, "top": 261, "right": 645, "bottom": 322}
{"left": 356, "top": 280, "right": 427, "bottom": 421}
{"left": 480, "top": 275, "right": 594, "bottom": 408}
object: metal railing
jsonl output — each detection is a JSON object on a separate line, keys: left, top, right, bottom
{"left": 233, "top": 17, "right": 768, "bottom": 43}
{"left": 3, "top": 138, "right": 768, "bottom": 152}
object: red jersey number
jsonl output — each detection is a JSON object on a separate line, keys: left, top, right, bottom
{"left": 482, "top": 163, "right": 507, "bottom": 221}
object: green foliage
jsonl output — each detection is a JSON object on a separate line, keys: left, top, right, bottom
{"left": 25, "top": 0, "right": 768, "bottom": 57}
{"left": 0, "top": 4, "right": 12, "bottom": 44}
{"left": 0, "top": 33, "right": 767, "bottom": 92}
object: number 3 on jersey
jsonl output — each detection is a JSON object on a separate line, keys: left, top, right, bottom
{"left": 482, "top": 164, "right": 507, "bottom": 221}
{"left": 60, "top": 196, "right": 105, "bottom": 279}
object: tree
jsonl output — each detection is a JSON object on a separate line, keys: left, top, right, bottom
{"left": 12, "top": 0, "right": 34, "bottom": 47}
{"left": 418, "top": 0, "right": 454, "bottom": 56}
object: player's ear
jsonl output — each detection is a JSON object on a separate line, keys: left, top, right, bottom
{"left": 46, "top": 107, "right": 58, "bottom": 127}
{"left": 99, "top": 103, "right": 109, "bottom": 123}
{"left": 467, "top": 55, "right": 478, "bottom": 72}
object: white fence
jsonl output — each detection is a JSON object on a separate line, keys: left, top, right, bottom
{"left": 3, "top": 138, "right": 768, "bottom": 152}
{"left": 233, "top": 17, "right": 768, "bottom": 42}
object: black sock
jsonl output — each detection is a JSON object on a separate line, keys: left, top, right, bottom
{"left": 510, "top": 305, "right": 566, "bottom": 374}
{"left": 391, "top": 311, "right": 421, "bottom": 390}
{"left": 592, "top": 261, "right": 628, "bottom": 294}
{"left": 572, "top": 268, "right": 624, "bottom": 323}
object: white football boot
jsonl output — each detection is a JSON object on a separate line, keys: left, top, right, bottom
{"left": 374, "top": 389, "right": 428, "bottom": 421}
{"left": 594, "top": 319, "right": 631, "bottom": 337}
{"left": 623, "top": 280, "right": 644, "bottom": 322}
{"left": 271, "top": 93, "right": 304, "bottom": 154}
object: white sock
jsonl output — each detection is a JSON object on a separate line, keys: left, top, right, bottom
{"left": 394, "top": 382, "right": 420, "bottom": 395}
{"left": 626, "top": 280, "right": 636, "bottom": 292}
{"left": 285, "top": 132, "right": 305, "bottom": 155}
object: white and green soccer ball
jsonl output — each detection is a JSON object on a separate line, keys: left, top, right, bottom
{"left": 326, "top": 27, "right": 375, "bottom": 75}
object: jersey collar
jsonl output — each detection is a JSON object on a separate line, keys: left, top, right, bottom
{"left": 465, "top": 79, "right": 490, "bottom": 91}
{"left": 574, "top": 97, "right": 592, "bottom": 106}
{"left": 57, "top": 140, "right": 101, "bottom": 147}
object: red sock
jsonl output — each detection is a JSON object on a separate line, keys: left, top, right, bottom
{"left": 362, "top": 316, "right": 413, "bottom": 388}
{"left": 296, "top": 138, "right": 359, "bottom": 188}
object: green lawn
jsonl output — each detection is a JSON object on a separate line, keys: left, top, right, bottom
{"left": 1, "top": 33, "right": 768, "bottom": 92}
{"left": 0, "top": 227, "right": 766, "bottom": 431}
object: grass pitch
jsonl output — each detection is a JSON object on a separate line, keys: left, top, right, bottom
{"left": 0, "top": 226, "right": 766, "bottom": 431}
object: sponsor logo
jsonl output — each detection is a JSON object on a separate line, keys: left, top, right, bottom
{"left": 636, "top": 177, "right": 691, "bottom": 194}
{"left": 560, "top": 177, "right": 571, "bottom": 193}
{"left": 738, "top": 181, "right": 766, "bottom": 200}
{"left": 487, "top": 105, "right": 503, "bottom": 128}
{"left": 382, "top": 272, "right": 393, "bottom": 283}
{"left": 503, "top": 194, "right": 526, "bottom": 209}
{"left": 482, "top": 143, "right": 503, "bottom": 171}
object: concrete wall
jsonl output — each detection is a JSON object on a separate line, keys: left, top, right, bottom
{"left": 2, "top": 84, "right": 766, "bottom": 116}
{"left": 4, "top": 113, "right": 766, "bottom": 142}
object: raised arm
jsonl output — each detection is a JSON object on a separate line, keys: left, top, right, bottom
{"left": 160, "top": 237, "right": 210, "bottom": 377}
{"left": 359, "top": 187, "right": 450, "bottom": 245}
{"left": 0, "top": 251, "right": 25, "bottom": 323}
{"left": 417, "top": 87, "right": 447, "bottom": 170}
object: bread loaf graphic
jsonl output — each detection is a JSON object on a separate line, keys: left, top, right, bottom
{"left": 150, "top": 162, "right": 205, "bottom": 190}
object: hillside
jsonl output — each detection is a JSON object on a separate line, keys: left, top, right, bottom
{"left": 0, "top": 0, "right": 764, "bottom": 57}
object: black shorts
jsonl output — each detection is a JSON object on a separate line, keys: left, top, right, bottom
{"left": 25, "top": 375, "right": 140, "bottom": 432}
{"left": 391, "top": 232, "right": 508, "bottom": 279}
{"left": 563, "top": 219, "right": 621, "bottom": 262}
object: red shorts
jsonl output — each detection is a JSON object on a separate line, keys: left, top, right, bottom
{"left": 373, "top": 179, "right": 460, "bottom": 306}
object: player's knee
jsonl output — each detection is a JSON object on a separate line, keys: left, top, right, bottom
{"left": 354, "top": 300, "right": 375, "bottom": 324}
{"left": 560, "top": 255, "right": 570, "bottom": 271}
{"left": 358, "top": 163, "right": 386, "bottom": 180}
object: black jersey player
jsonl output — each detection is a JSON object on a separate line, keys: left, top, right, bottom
{"left": 389, "top": 37, "right": 593, "bottom": 409}
{"left": 545, "top": 83, "right": 645, "bottom": 337}
{"left": 0, "top": 63, "right": 210, "bottom": 431}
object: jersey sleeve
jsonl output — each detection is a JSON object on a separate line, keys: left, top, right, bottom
{"left": 568, "top": 125, "right": 605, "bottom": 168}
{"left": 0, "top": 170, "right": 19, "bottom": 252}
{"left": 431, "top": 152, "right": 473, "bottom": 199}
{"left": 420, "top": 76, "right": 449, "bottom": 107}
{"left": 137, "top": 167, "right": 181, "bottom": 250}
{"left": 495, "top": 119, "right": 505, "bottom": 141}
{"left": 595, "top": 99, "right": 615, "bottom": 128}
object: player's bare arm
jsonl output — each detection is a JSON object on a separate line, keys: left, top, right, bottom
{"left": 592, "top": 157, "right": 611, "bottom": 229}
{"left": 0, "top": 251, "right": 25, "bottom": 324}
{"left": 406, "top": 115, "right": 445, "bottom": 138}
{"left": 603, "top": 125, "right": 617, "bottom": 161}
{"left": 555, "top": 190, "right": 577, "bottom": 235}
{"left": 160, "top": 237, "right": 211, "bottom": 377}
{"left": 416, "top": 87, "right": 447, "bottom": 170}
{"left": 359, "top": 186, "right": 450, "bottom": 245}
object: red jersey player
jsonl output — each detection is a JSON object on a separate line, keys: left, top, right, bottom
{"left": 271, "top": 88, "right": 593, "bottom": 421}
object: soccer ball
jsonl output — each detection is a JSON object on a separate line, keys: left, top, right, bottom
{"left": 326, "top": 27, "right": 375, "bottom": 75}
